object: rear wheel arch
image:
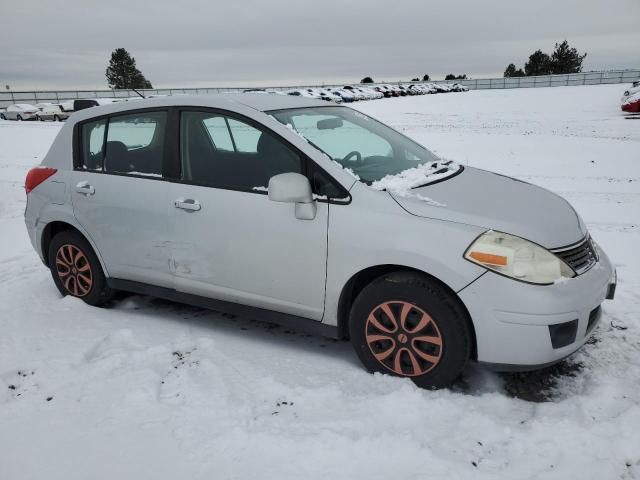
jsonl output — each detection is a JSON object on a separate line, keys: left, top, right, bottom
{"left": 337, "top": 264, "right": 477, "bottom": 360}
{"left": 41, "top": 221, "right": 80, "bottom": 267}
{"left": 41, "top": 221, "right": 107, "bottom": 276}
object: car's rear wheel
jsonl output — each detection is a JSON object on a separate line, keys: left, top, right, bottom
{"left": 48, "top": 230, "right": 114, "bottom": 306}
{"left": 349, "top": 271, "right": 471, "bottom": 389}
{"left": 0, "top": 114, "right": 5, "bottom": 120}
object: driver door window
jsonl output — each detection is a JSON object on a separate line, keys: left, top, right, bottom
{"left": 180, "top": 111, "right": 302, "bottom": 190}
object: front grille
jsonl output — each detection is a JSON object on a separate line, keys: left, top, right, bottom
{"left": 551, "top": 236, "right": 597, "bottom": 275}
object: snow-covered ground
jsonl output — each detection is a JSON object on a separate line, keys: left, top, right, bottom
{"left": 1, "top": 84, "right": 639, "bottom": 480}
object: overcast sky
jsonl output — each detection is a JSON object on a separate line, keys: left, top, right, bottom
{"left": 2, "top": 0, "right": 639, "bottom": 90}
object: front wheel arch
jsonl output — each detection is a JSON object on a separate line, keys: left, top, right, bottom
{"left": 337, "top": 265, "right": 477, "bottom": 360}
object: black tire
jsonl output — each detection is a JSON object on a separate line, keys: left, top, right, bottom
{"left": 349, "top": 271, "right": 471, "bottom": 389}
{"left": 39, "top": 115, "right": 44, "bottom": 121}
{"left": 48, "top": 230, "right": 114, "bottom": 306}
{"left": 17, "top": 115, "right": 22, "bottom": 121}
{"left": 0, "top": 114, "right": 6, "bottom": 120}
{"left": 53, "top": 115, "right": 59, "bottom": 122}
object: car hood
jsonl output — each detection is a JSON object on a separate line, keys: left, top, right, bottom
{"left": 390, "top": 166, "right": 586, "bottom": 249}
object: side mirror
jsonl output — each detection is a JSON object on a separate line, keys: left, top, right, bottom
{"left": 268, "top": 173, "right": 316, "bottom": 220}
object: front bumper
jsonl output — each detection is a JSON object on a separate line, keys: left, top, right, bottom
{"left": 459, "top": 246, "right": 615, "bottom": 369}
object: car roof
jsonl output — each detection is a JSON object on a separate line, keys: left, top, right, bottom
{"left": 69, "top": 93, "right": 328, "bottom": 123}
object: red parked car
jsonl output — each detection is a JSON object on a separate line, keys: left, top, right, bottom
{"left": 621, "top": 92, "right": 640, "bottom": 113}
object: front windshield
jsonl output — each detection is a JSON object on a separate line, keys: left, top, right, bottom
{"left": 270, "top": 106, "right": 460, "bottom": 187}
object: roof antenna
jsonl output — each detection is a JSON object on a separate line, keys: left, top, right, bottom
{"left": 131, "top": 88, "right": 146, "bottom": 99}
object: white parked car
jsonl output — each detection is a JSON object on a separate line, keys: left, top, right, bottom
{"left": 36, "top": 103, "right": 70, "bottom": 121}
{"left": 331, "top": 88, "right": 357, "bottom": 103}
{"left": 286, "top": 89, "right": 317, "bottom": 99}
{"left": 342, "top": 86, "right": 367, "bottom": 101}
{"left": 1, "top": 103, "right": 39, "bottom": 121}
{"left": 58, "top": 100, "right": 75, "bottom": 112}
{"left": 450, "top": 83, "right": 469, "bottom": 92}
{"left": 23, "top": 94, "right": 615, "bottom": 388}
{"left": 318, "top": 89, "right": 343, "bottom": 103}
{"left": 359, "top": 86, "right": 383, "bottom": 99}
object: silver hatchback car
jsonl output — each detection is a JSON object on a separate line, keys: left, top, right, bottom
{"left": 24, "top": 94, "right": 616, "bottom": 388}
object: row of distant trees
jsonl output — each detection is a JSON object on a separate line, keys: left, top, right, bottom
{"left": 361, "top": 40, "right": 587, "bottom": 84}
{"left": 106, "top": 41, "right": 587, "bottom": 91}
{"left": 504, "top": 41, "right": 586, "bottom": 77}
{"left": 361, "top": 73, "right": 467, "bottom": 84}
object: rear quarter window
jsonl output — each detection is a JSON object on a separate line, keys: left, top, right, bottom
{"left": 80, "top": 119, "right": 107, "bottom": 171}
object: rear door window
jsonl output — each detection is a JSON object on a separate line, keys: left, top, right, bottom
{"left": 104, "top": 111, "right": 166, "bottom": 176}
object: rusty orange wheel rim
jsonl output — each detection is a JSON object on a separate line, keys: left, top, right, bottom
{"left": 365, "top": 301, "right": 443, "bottom": 376}
{"left": 55, "top": 244, "right": 93, "bottom": 297}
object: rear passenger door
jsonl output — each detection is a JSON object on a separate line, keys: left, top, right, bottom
{"left": 170, "top": 109, "right": 328, "bottom": 320}
{"left": 71, "top": 110, "right": 174, "bottom": 288}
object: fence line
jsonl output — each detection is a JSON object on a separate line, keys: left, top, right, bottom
{"left": 1, "top": 69, "right": 638, "bottom": 107}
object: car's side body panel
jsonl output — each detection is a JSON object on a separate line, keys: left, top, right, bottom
{"left": 25, "top": 170, "right": 110, "bottom": 275}
{"left": 170, "top": 184, "right": 329, "bottom": 320}
{"left": 322, "top": 182, "right": 487, "bottom": 326}
{"left": 69, "top": 172, "right": 174, "bottom": 288}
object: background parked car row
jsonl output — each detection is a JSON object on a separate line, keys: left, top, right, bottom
{"left": 282, "top": 82, "right": 469, "bottom": 103}
{"left": 0, "top": 83, "right": 468, "bottom": 122}
{"left": 3, "top": 80, "right": 636, "bottom": 121}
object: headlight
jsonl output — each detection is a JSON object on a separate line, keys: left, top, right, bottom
{"left": 464, "top": 231, "right": 575, "bottom": 285}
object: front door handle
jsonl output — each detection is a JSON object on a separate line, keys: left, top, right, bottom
{"left": 174, "top": 198, "right": 201, "bottom": 212}
{"left": 76, "top": 181, "right": 95, "bottom": 196}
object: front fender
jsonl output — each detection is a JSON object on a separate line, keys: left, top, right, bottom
{"left": 323, "top": 186, "right": 486, "bottom": 326}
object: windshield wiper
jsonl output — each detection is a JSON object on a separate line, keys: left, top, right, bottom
{"left": 411, "top": 164, "right": 462, "bottom": 189}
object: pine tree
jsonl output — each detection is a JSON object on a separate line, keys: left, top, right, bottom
{"left": 550, "top": 40, "right": 587, "bottom": 74}
{"left": 105, "top": 48, "right": 153, "bottom": 89}
{"left": 422, "top": 74, "right": 430, "bottom": 81}
{"left": 504, "top": 63, "right": 525, "bottom": 78}
{"left": 360, "top": 76, "right": 374, "bottom": 84}
{"left": 524, "top": 50, "right": 552, "bottom": 76}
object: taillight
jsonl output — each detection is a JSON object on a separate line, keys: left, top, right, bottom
{"left": 25, "top": 167, "right": 57, "bottom": 194}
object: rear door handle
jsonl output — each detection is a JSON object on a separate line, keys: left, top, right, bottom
{"left": 76, "top": 181, "right": 95, "bottom": 196}
{"left": 174, "top": 198, "right": 201, "bottom": 212}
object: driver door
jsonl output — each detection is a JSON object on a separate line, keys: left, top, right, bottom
{"left": 170, "top": 110, "right": 329, "bottom": 320}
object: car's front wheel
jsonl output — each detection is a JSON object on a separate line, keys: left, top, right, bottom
{"left": 17, "top": 115, "right": 22, "bottom": 121}
{"left": 349, "top": 272, "right": 472, "bottom": 389}
{"left": 53, "top": 115, "right": 60, "bottom": 122}
{"left": 48, "top": 230, "right": 114, "bottom": 306}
